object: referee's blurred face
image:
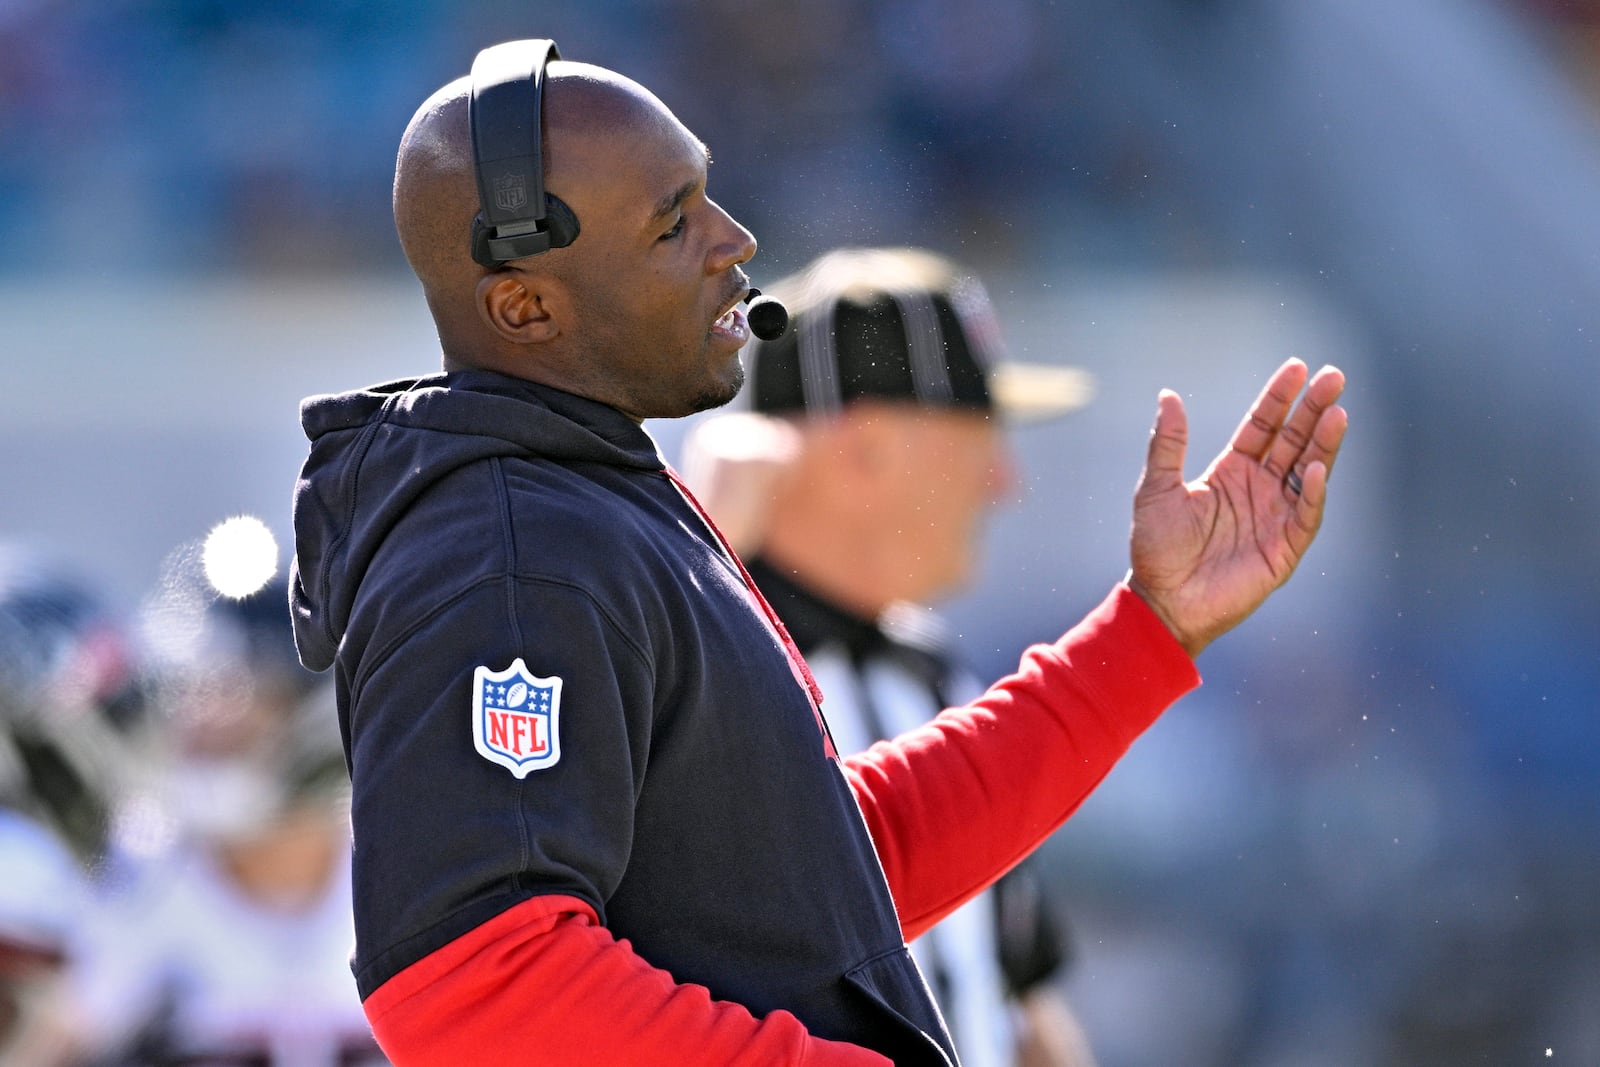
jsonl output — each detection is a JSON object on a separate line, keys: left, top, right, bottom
{"left": 861, "top": 404, "right": 1017, "bottom": 603}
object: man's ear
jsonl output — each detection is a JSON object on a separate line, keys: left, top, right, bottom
{"left": 476, "top": 270, "right": 561, "bottom": 343}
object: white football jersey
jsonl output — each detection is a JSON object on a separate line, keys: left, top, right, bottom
{"left": 78, "top": 838, "right": 386, "bottom": 1066}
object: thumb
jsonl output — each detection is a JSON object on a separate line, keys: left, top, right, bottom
{"left": 1139, "top": 389, "right": 1189, "bottom": 494}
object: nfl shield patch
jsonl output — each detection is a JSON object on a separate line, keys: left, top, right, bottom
{"left": 472, "top": 658, "right": 562, "bottom": 778}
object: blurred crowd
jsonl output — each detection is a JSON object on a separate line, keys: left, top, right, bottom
{"left": 3, "top": 1, "right": 1600, "bottom": 1065}
{"left": 0, "top": 0, "right": 1277, "bottom": 279}
{"left": 0, "top": 542, "right": 384, "bottom": 1064}
{"left": 1, "top": 0, "right": 1593, "bottom": 280}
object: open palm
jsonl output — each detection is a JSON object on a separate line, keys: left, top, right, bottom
{"left": 1127, "top": 359, "right": 1349, "bottom": 657}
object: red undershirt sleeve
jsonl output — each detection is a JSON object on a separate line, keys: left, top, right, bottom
{"left": 362, "top": 894, "right": 892, "bottom": 1067}
{"left": 843, "top": 583, "right": 1202, "bottom": 941}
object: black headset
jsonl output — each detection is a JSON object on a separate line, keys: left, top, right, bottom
{"left": 468, "top": 38, "right": 581, "bottom": 268}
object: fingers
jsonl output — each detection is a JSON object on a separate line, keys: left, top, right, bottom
{"left": 1284, "top": 393, "right": 1347, "bottom": 546}
{"left": 1285, "top": 457, "right": 1332, "bottom": 556}
{"left": 1138, "top": 388, "right": 1189, "bottom": 494}
{"left": 1294, "top": 396, "right": 1349, "bottom": 485}
{"left": 1269, "top": 365, "right": 1347, "bottom": 494}
{"left": 1224, "top": 359, "right": 1347, "bottom": 501}
{"left": 1227, "top": 358, "right": 1310, "bottom": 464}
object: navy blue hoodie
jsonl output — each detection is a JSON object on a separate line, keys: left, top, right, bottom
{"left": 290, "top": 370, "right": 959, "bottom": 1065}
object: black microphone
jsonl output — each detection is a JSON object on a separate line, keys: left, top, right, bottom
{"left": 744, "top": 288, "right": 789, "bottom": 341}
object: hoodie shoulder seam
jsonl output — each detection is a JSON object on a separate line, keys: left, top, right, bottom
{"left": 491, "top": 455, "right": 523, "bottom": 654}
{"left": 350, "top": 571, "right": 656, "bottom": 701}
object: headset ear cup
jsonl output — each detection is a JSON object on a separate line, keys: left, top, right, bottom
{"left": 468, "top": 204, "right": 577, "bottom": 268}
{"left": 469, "top": 214, "right": 496, "bottom": 268}
{"left": 544, "top": 194, "right": 580, "bottom": 250}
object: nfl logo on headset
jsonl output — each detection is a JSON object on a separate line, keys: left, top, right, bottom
{"left": 472, "top": 658, "right": 562, "bottom": 777}
{"left": 493, "top": 170, "right": 527, "bottom": 213}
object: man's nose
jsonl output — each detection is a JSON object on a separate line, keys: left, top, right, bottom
{"left": 707, "top": 197, "right": 757, "bottom": 271}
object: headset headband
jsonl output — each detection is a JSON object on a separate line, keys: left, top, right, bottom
{"left": 468, "top": 38, "right": 580, "bottom": 266}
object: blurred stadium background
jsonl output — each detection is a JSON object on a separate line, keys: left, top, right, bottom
{"left": 3, "top": 1, "right": 1597, "bottom": 1063}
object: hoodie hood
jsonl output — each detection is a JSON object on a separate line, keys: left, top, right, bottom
{"left": 289, "top": 370, "right": 663, "bottom": 672}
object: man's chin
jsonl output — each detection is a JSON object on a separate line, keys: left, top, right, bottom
{"left": 687, "top": 364, "right": 746, "bottom": 416}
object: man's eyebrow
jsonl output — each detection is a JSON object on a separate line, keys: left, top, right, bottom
{"left": 648, "top": 145, "right": 713, "bottom": 222}
{"left": 650, "top": 180, "right": 698, "bottom": 223}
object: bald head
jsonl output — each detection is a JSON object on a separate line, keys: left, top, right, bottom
{"left": 392, "top": 61, "right": 683, "bottom": 368}
{"left": 392, "top": 78, "right": 476, "bottom": 323}
{"left": 391, "top": 49, "right": 757, "bottom": 418}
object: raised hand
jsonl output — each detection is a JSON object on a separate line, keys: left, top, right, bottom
{"left": 1126, "top": 358, "right": 1349, "bottom": 657}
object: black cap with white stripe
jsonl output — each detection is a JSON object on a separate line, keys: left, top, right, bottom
{"left": 745, "top": 247, "right": 1093, "bottom": 422}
